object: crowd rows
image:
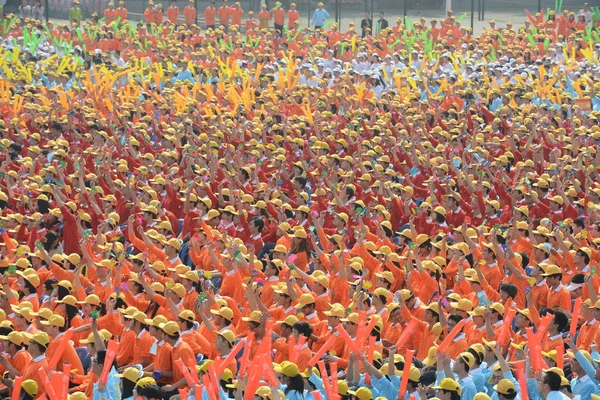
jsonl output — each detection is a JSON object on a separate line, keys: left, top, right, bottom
{"left": 1, "top": 4, "right": 600, "bottom": 400}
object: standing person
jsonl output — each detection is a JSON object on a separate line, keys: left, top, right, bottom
{"left": 116, "top": 0, "right": 127, "bottom": 20}
{"left": 218, "top": 0, "right": 230, "bottom": 28}
{"left": 69, "top": 0, "right": 82, "bottom": 25}
{"left": 103, "top": 1, "right": 115, "bottom": 22}
{"left": 144, "top": 0, "right": 155, "bottom": 27}
{"left": 245, "top": 10, "right": 256, "bottom": 30}
{"left": 578, "top": 2, "right": 592, "bottom": 23}
{"left": 360, "top": 12, "right": 371, "bottom": 37}
{"left": 33, "top": 0, "right": 44, "bottom": 20}
{"left": 183, "top": 0, "right": 195, "bottom": 25}
{"left": 258, "top": 4, "right": 270, "bottom": 29}
{"left": 311, "top": 2, "right": 329, "bottom": 30}
{"left": 154, "top": 3, "right": 164, "bottom": 24}
{"left": 273, "top": 1, "right": 284, "bottom": 32}
{"left": 167, "top": 0, "right": 178, "bottom": 25}
{"left": 375, "top": 11, "right": 388, "bottom": 34}
{"left": 287, "top": 2, "right": 298, "bottom": 28}
{"left": 20, "top": 0, "right": 32, "bottom": 18}
{"left": 204, "top": 0, "right": 216, "bottom": 28}
{"left": 230, "top": 1, "right": 243, "bottom": 28}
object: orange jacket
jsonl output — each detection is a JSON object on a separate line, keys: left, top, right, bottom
{"left": 184, "top": 5, "right": 196, "bottom": 25}
{"left": 287, "top": 9, "right": 299, "bottom": 27}
{"left": 167, "top": 6, "right": 178, "bottom": 24}
{"left": 204, "top": 6, "right": 217, "bottom": 25}
{"left": 273, "top": 8, "right": 284, "bottom": 25}
{"left": 230, "top": 7, "right": 243, "bottom": 25}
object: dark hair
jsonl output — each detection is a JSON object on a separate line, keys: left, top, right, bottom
{"left": 180, "top": 318, "right": 195, "bottom": 330}
{"left": 65, "top": 304, "right": 80, "bottom": 329}
{"left": 448, "top": 314, "right": 463, "bottom": 325}
{"left": 284, "top": 374, "right": 304, "bottom": 395}
{"left": 140, "top": 385, "right": 164, "bottom": 400}
{"left": 122, "top": 377, "right": 136, "bottom": 398}
{"left": 576, "top": 249, "right": 591, "bottom": 264}
{"left": 38, "top": 199, "right": 50, "bottom": 215}
{"left": 499, "top": 283, "right": 518, "bottom": 299}
{"left": 467, "top": 348, "right": 482, "bottom": 365}
{"left": 43, "top": 231, "right": 59, "bottom": 250}
{"left": 294, "top": 176, "right": 307, "bottom": 188}
{"left": 553, "top": 311, "right": 568, "bottom": 332}
{"left": 517, "top": 252, "right": 529, "bottom": 268}
{"left": 292, "top": 321, "right": 313, "bottom": 338}
{"left": 442, "top": 390, "right": 461, "bottom": 400}
{"left": 251, "top": 218, "right": 265, "bottom": 232}
{"left": 290, "top": 237, "right": 310, "bottom": 259}
{"left": 44, "top": 278, "right": 58, "bottom": 292}
{"left": 19, "top": 390, "right": 34, "bottom": 400}
{"left": 459, "top": 355, "right": 471, "bottom": 372}
{"left": 426, "top": 309, "right": 440, "bottom": 322}
{"left": 57, "top": 285, "right": 70, "bottom": 300}
{"left": 573, "top": 218, "right": 585, "bottom": 230}
{"left": 544, "top": 371, "right": 563, "bottom": 391}
{"left": 22, "top": 279, "right": 36, "bottom": 295}
{"left": 500, "top": 390, "right": 518, "bottom": 400}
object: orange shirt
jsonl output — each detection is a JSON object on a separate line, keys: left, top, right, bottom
{"left": 104, "top": 8, "right": 116, "bottom": 23}
{"left": 214, "top": 353, "right": 238, "bottom": 375}
{"left": 542, "top": 333, "right": 564, "bottom": 353}
{"left": 444, "top": 334, "right": 469, "bottom": 359}
{"left": 531, "top": 280, "right": 550, "bottom": 310}
{"left": 21, "top": 355, "right": 49, "bottom": 398}
{"left": 466, "top": 325, "right": 487, "bottom": 346}
{"left": 258, "top": 10, "right": 271, "bottom": 29}
{"left": 181, "top": 330, "right": 211, "bottom": 356}
{"left": 296, "top": 344, "right": 312, "bottom": 372}
{"left": 273, "top": 8, "right": 284, "bottom": 25}
{"left": 184, "top": 5, "right": 196, "bottom": 25}
{"left": 46, "top": 333, "right": 84, "bottom": 374}
{"left": 154, "top": 341, "right": 174, "bottom": 384}
{"left": 576, "top": 320, "right": 598, "bottom": 351}
{"left": 10, "top": 349, "right": 31, "bottom": 374}
{"left": 116, "top": 329, "right": 135, "bottom": 366}
{"left": 230, "top": 7, "right": 243, "bottom": 26}
{"left": 167, "top": 6, "right": 179, "bottom": 24}
{"left": 546, "top": 284, "right": 571, "bottom": 311}
{"left": 288, "top": 10, "right": 300, "bottom": 29}
{"left": 131, "top": 329, "right": 155, "bottom": 365}
{"left": 204, "top": 7, "right": 217, "bottom": 25}
{"left": 273, "top": 337, "right": 290, "bottom": 364}
{"left": 172, "top": 340, "right": 196, "bottom": 387}
{"left": 218, "top": 5, "right": 230, "bottom": 25}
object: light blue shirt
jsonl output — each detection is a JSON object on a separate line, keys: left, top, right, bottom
{"left": 458, "top": 376, "right": 478, "bottom": 400}
{"left": 547, "top": 391, "right": 572, "bottom": 400}
{"left": 470, "top": 367, "right": 487, "bottom": 393}
{"left": 311, "top": 8, "right": 329, "bottom": 26}
{"left": 571, "top": 374, "right": 597, "bottom": 400}
{"left": 284, "top": 390, "right": 306, "bottom": 400}
{"left": 372, "top": 375, "right": 401, "bottom": 400}
{"left": 171, "top": 68, "right": 195, "bottom": 84}
{"left": 93, "top": 366, "right": 121, "bottom": 400}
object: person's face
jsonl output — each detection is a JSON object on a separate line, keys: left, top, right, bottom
{"left": 436, "top": 390, "right": 451, "bottom": 400}
{"left": 492, "top": 369, "right": 504, "bottom": 384}
{"left": 537, "top": 373, "right": 549, "bottom": 394}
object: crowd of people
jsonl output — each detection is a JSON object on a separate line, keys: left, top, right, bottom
{"left": 1, "top": 1, "right": 600, "bottom": 400}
